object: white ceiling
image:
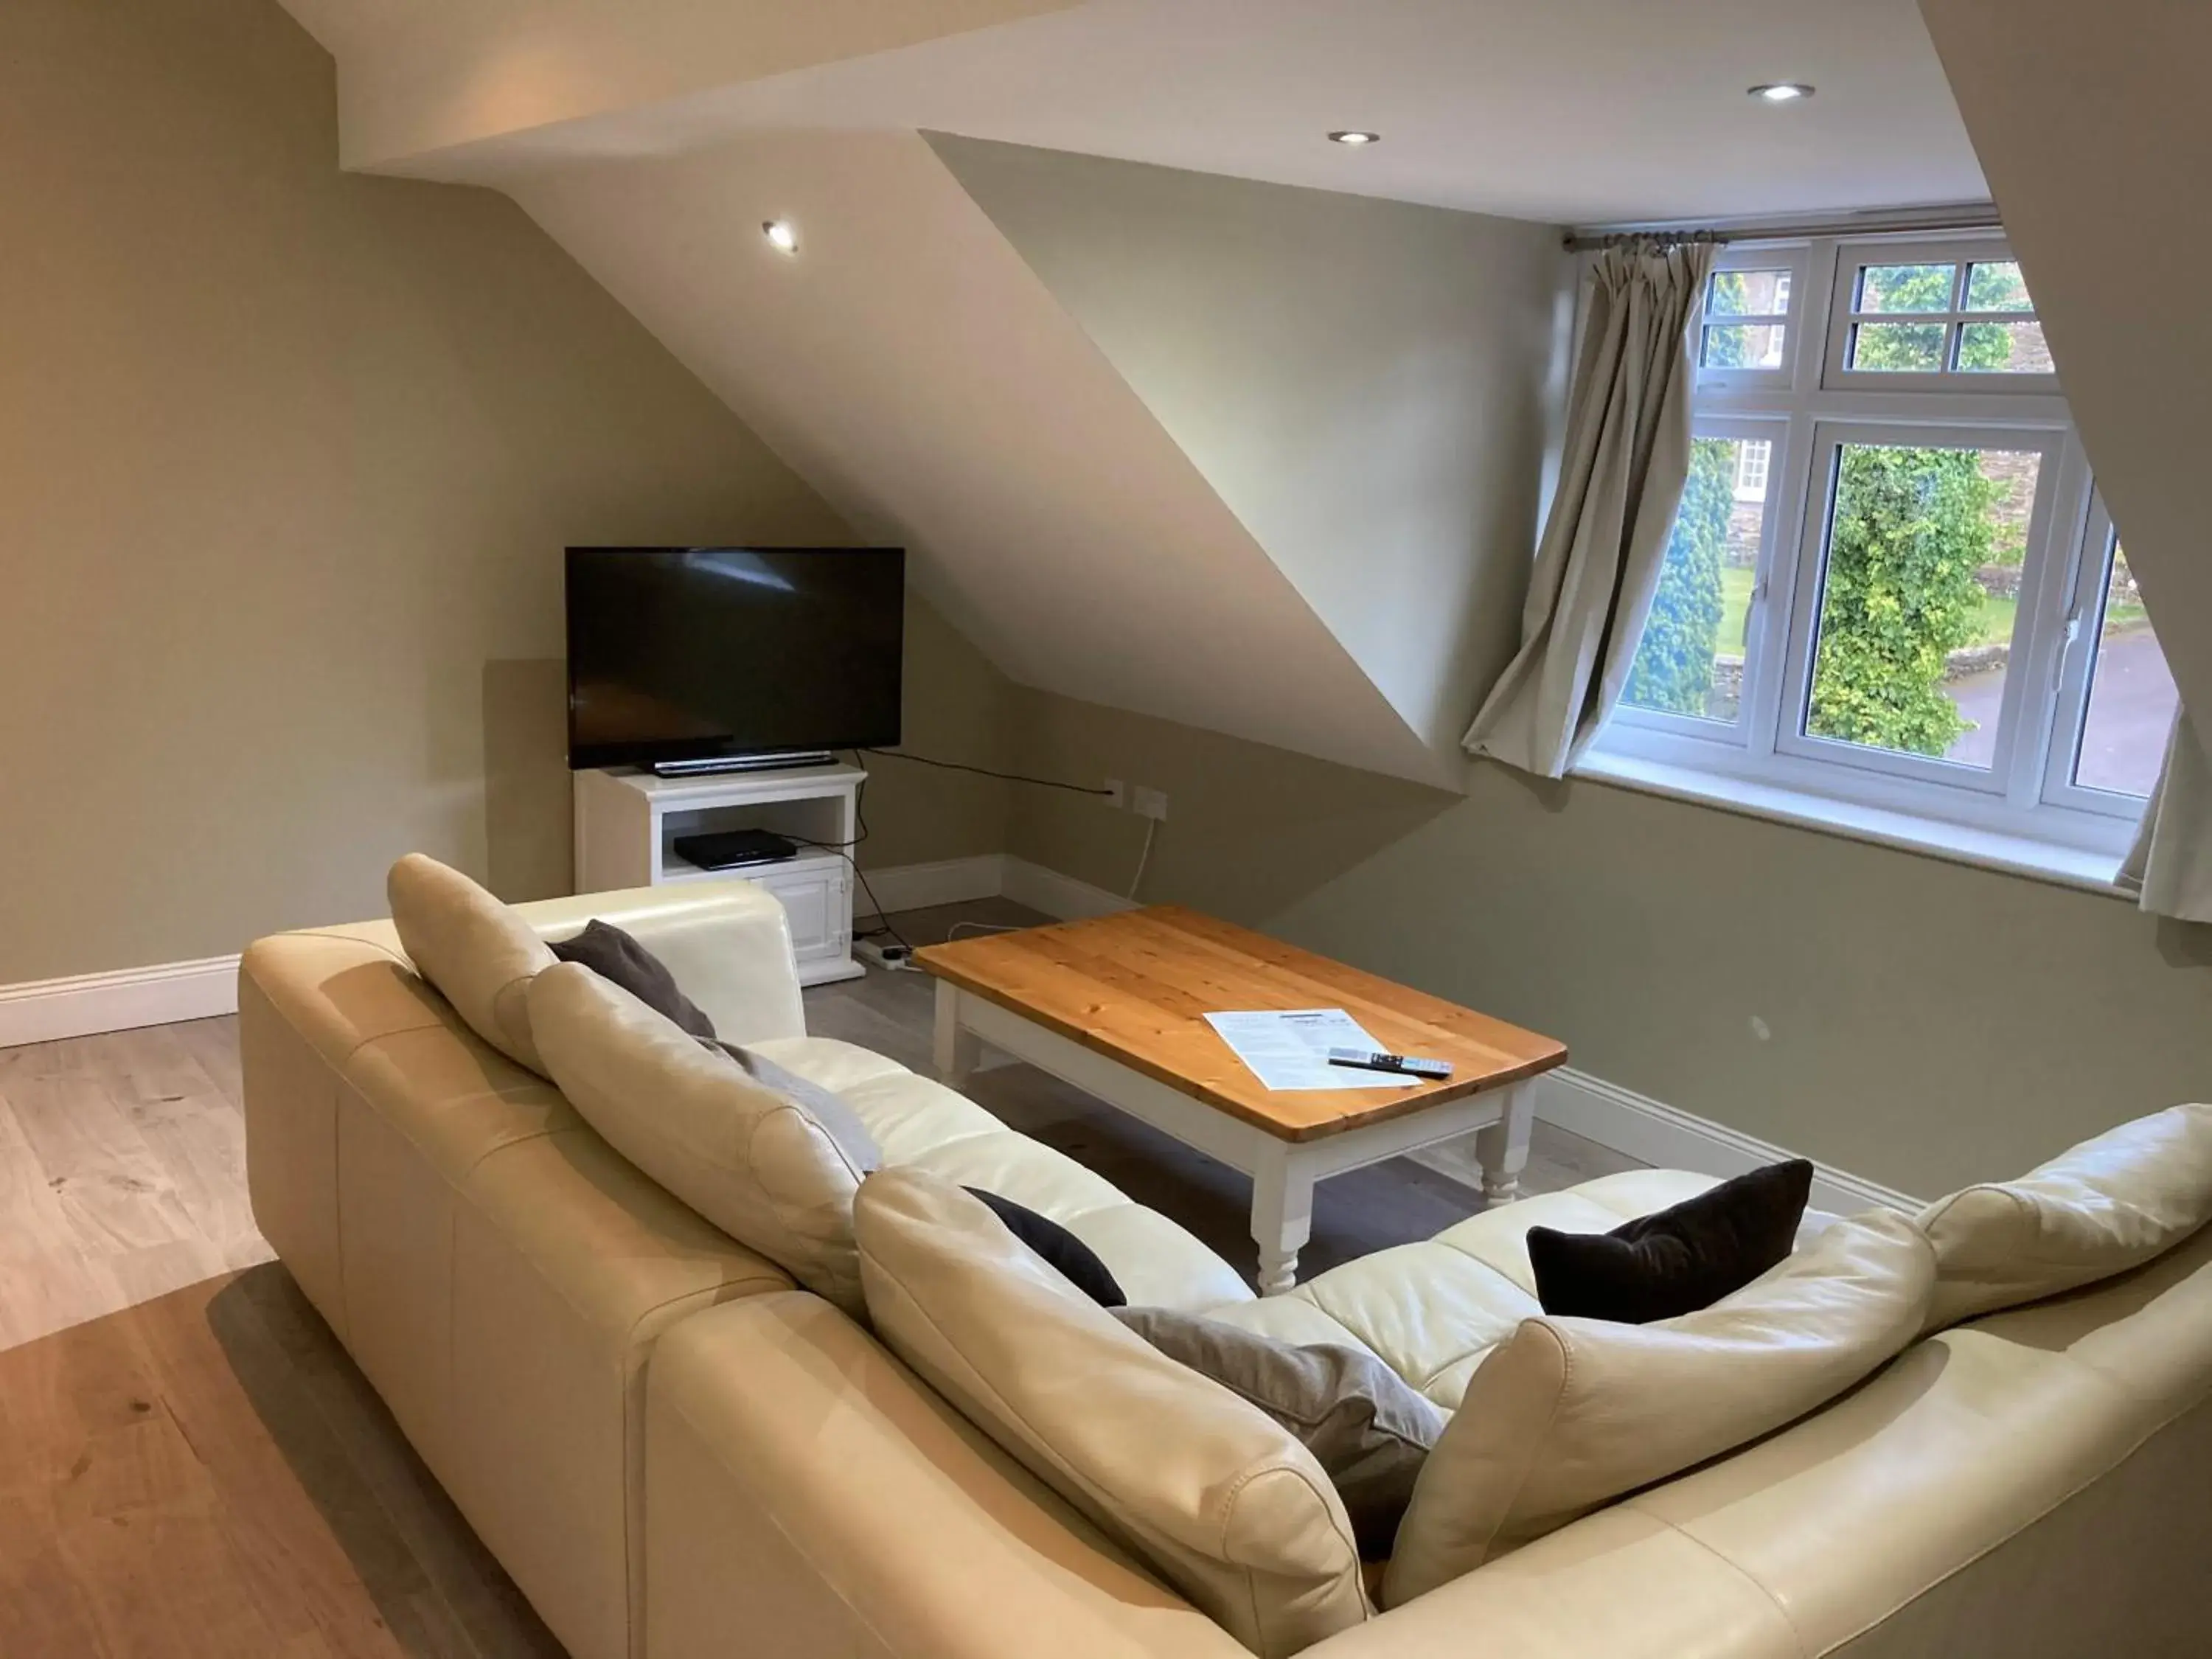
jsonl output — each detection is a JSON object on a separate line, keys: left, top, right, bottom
{"left": 454, "top": 0, "right": 1989, "bottom": 226}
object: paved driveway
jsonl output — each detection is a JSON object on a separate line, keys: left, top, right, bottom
{"left": 1942, "top": 625, "right": 2173, "bottom": 792}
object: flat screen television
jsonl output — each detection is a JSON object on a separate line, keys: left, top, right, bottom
{"left": 566, "top": 546, "right": 904, "bottom": 771}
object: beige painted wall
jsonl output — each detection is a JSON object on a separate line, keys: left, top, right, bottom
{"left": 1009, "top": 690, "right": 2212, "bottom": 1197}
{"left": 932, "top": 136, "right": 1567, "bottom": 754}
{"left": 0, "top": 0, "right": 1000, "bottom": 984}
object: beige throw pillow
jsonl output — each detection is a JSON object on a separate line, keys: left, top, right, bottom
{"left": 529, "top": 962, "right": 872, "bottom": 1315}
{"left": 1383, "top": 1208, "right": 1934, "bottom": 1609}
{"left": 387, "top": 853, "right": 556, "bottom": 1074}
{"left": 1917, "top": 1102, "right": 2212, "bottom": 1332}
{"left": 856, "top": 1169, "right": 1368, "bottom": 1659}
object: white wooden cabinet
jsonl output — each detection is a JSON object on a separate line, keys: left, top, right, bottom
{"left": 572, "top": 764, "right": 866, "bottom": 986}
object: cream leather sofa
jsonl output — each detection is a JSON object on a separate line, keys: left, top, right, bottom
{"left": 244, "top": 877, "right": 2212, "bottom": 1659}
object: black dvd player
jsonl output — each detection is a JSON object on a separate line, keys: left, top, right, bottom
{"left": 670, "top": 828, "right": 799, "bottom": 872}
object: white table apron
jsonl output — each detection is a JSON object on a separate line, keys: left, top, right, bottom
{"left": 932, "top": 978, "right": 1535, "bottom": 1295}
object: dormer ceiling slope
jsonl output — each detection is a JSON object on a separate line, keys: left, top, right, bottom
{"left": 278, "top": 0, "right": 2027, "bottom": 787}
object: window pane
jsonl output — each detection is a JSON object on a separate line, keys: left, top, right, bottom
{"left": 1957, "top": 319, "right": 2054, "bottom": 373}
{"left": 1708, "top": 269, "right": 1792, "bottom": 316}
{"left": 2075, "top": 542, "right": 2180, "bottom": 796}
{"left": 1964, "top": 261, "right": 2033, "bottom": 312}
{"left": 1849, "top": 321, "right": 1948, "bottom": 371}
{"left": 1856, "top": 263, "right": 1955, "bottom": 313}
{"left": 1701, "top": 322, "right": 1786, "bottom": 369}
{"left": 1623, "top": 436, "right": 1766, "bottom": 725}
{"left": 1805, "top": 445, "right": 2042, "bottom": 769}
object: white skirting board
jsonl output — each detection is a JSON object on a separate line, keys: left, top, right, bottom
{"left": 852, "top": 853, "right": 1135, "bottom": 924}
{"left": 1411, "top": 1068, "right": 1924, "bottom": 1216}
{"left": 849, "top": 852, "right": 1009, "bottom": 919}
{"left": 0, "top": 955, "right": 240, "bottom": 1051}
{"left": 1, "top": 855, "right": 1919, "bottom": 1212}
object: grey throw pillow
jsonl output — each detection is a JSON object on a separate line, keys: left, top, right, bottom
{"left": 704, "top": 1040, "right": 883, "bottom": 1175}
{"left": 551, "top": 919, "right": 717, "bottom": 1040}
{"left": 1113, "top": 1307, "right": 1442, "bottom": 1559}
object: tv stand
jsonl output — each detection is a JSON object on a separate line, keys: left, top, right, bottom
{"left": 649, "top": 751, "right": 835, "bottom": 778}
{"left": 573, "top": 763, "right": 867, "bottom": 985}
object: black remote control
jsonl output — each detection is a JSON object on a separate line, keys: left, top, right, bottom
{"left": 1326, "top": 1048, "right": 1453, "bottom": 1080}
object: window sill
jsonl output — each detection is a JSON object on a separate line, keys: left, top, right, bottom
{"left": 1571, "top": 749, "right": 2132, "bottom": 899}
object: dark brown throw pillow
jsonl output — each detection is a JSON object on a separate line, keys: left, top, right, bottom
{"left": 549, "top": 919, "right": 716, "bottom": 1040}
{"left": 1527, "top": 1160, "right": 1815, "bottom": 1324}
{"left": 1113, "top": 1307, "right": 1443, "bottom": 1560}
{"left": 965, "top": 1189, "right": 1126, "bottom": 1308}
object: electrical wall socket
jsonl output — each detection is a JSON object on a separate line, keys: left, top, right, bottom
{"left": 1131, "top": 786, "right": 1169, "bottom": 822}
{"left": 1104, "top": 778, "right": 1127, "bottom": 810}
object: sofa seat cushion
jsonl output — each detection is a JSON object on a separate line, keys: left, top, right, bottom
{"left": 751, "top": 1037, "right": 1253, "bottom": 1313}
{"left": 1382, "top": 1208, "right": 1936, "bottom": 1608}
{"left": 1203, "top": 1171, "right": 1721, "bottom": 1411}
{"left": 855, "top": 1169, "right": 1369, "bottom": 1659}
{"left": 1918, "top": 1102, "right": 2212, "bottom": 1332}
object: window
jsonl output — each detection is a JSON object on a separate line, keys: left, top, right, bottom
{"left": 1695, "top": 258, "right": 1800, "bottom": 387}
{"left": 1595, "top": 233, "right": 2170, "bottom": 872}
{"left": 1733, "top": 439, "right": 1771, "bottom": 501}
{"left": 1826, "top": 243, "right": 2055, "bottom": 388}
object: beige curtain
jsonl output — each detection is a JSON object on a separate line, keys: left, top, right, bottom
{"left": 2118, "top": 709, "right": 2212, "bottom": 921}
{"left": 1464, "top": 240, "right": 1715, "bottom": 776}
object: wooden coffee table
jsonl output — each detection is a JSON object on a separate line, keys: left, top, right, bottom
{"left": 914, "top": 905, "right": 1568, "bottom": 1293}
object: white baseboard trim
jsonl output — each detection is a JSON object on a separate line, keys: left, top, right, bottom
{"left": 1413, "top": 1065, "right": 1921, "bottom": 1216}
{"left": 0, "top": 857, "right": 1916, "bottom": 1219}
{"left": 0, "top": 956, "right": 240, "bottom": 1051}
{"left": 1000, "top": 857, "right": 1138, "bottom": 922}
{"left": 852, "top": 853, "right": 1007, "bottom": 921}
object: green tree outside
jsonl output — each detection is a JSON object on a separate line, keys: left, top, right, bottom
{"left": 1803, "top": 260, "right": 2013, "bottom": 756}
{"left": 1627, "top": 436, "right": 1735, "bottom": 716}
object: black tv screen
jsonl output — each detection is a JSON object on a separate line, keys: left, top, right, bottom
{"left": 566, "top": 547, "right": 904, "bottom": 770}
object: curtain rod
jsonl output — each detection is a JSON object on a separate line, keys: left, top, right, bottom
{"left": 1562, "top": 204, "right": 2003, "bottom": 253}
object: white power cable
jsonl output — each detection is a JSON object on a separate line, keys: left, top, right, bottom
{"left": 1127, "top": 817, "right": 1159, "bottom": 901}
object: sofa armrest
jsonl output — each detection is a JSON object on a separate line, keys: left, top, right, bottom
{"left": 643, "top": 1293, "right": 1250, "bottom": 1659}
{"left": 516, "top": 878, "right": 806, "bottom": 1044}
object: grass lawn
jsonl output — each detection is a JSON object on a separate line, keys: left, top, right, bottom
{"left": 1718, "top": 566, "right": 2018, "bottom": 655}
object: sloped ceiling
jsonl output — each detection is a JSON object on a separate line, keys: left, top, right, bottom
{"left": 278, "top": 0, "right": 2011, "bottom": 789}
{"left": 512, "top": 129, "right": 1450, "bottom": 782}
{"left": 275, "top": 0, "right": 1080, "bottom": 170}
{"left": 931, "top": 136, "right": 1563, "bottom": 755}
{"left": 1919, "top": 0, "right": 2212, "bottom": 761}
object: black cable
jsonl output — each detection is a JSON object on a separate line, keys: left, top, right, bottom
{"left": 792, "top": 833, "right": 914, "bottom": 956}
{"left": 792, "top": 755, "right": 914, "bottom": 956}
{"left": 858, "top": 747, "right": 1114, "bottom": 797}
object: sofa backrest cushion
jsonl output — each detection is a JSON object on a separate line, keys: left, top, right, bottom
{"left": 1113, "top": 1306, "right": 1441, "bottom": 1562}
{"left": 529, "top": 962, "right": 872, "bottom": 1316}
{"left": 855, "top": 1168, "right": 1368, "bottom": 1659}
{"left": 1382, "top": 1208, "right": 1934, "bottom": 1609}
{"left": 388, "top": 853, "right": 557, "bottom": 1074}
{"left": 1917, "top": 1102, "right": 2212, "bottom": 1333}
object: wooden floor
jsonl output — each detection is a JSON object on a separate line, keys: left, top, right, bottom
{"left": 0, "top": 897, "right": 1640, "bottom": 1657}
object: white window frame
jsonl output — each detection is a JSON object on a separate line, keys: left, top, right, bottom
{"left": 1823, "top": 237, "right": 2059, "bottom": 395}
{"left": 1694, "top": 245, "right": 1808, "bottom": 392}
{"left": 2042, "top": 494, "right": 2168, "bottom": 821}
{"left": 1588, "top": 232, "right": 2143, "bottom": 874}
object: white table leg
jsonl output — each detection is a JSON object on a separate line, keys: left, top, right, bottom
{"left": 1251, "top": 1144, "right": 1317, "bottom": 1296}
{"left": 932, "top": 979, "right": 981, "bottom": 1090}
{"left": 1472, "top": 1082, "right": 1534, "bottom": 1205}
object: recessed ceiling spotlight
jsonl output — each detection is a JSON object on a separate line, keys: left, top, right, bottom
{"left": 1327, "top": 130, "right": 1381, "bottom": 146}
{"left": 762, "top": 219, "right": 799, "bottom": 255}
{"left": 1749, "top": 83, "right": 1815, "bottom": 103}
